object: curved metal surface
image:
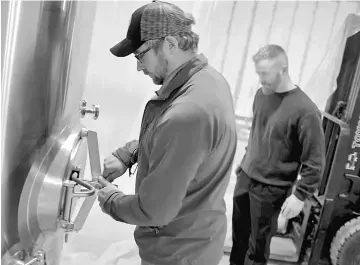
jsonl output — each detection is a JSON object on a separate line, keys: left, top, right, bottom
{"left": 18, "top": 123, "right": 88, "bottom": 265}
{"left": 1, "top": 0, "right": 97, "bottom": 262}
{"left": 18, "top": 123, "right": 81, "bottom": 244}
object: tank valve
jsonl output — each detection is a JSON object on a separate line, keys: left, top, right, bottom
{"left": 80, "top": 100, "right": 100, "bottom": 119}
{"left": 79, "top": 128, "right": 88, "bottom": 138}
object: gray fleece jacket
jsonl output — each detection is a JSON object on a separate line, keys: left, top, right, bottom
{"left": 101, "top": 54, "right": 237, "bottom": 265}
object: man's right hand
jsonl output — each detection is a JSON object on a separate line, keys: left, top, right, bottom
{"left": 103, "top": 154, "right": 128, "bottom": 182}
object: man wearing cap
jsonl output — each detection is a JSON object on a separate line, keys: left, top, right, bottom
{"left": 97, "top": 1, "right": 237, "bottom": 265}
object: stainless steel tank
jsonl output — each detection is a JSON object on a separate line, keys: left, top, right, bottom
{"left": 1, "top": 1, "right": 104, "bottom": 264}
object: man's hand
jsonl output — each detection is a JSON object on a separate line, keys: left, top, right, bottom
{"left": 103, "top": 154, "right": 127, "bottom": 182}
{"left": 280, "top": 194, "right": 305, "bottom": 219}
{"left": 98, "top": 183, "right": 119, "bottom": 213}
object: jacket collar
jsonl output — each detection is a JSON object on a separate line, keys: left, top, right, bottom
{"left": 155, "top": 54, "right": 208, "bottom": 100}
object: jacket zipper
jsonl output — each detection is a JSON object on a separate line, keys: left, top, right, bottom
{"left": 154, "top": 227, "right": 160, "bottom": 235}
{"left": 147, "top": 226, "right": 160, "bottom": 235}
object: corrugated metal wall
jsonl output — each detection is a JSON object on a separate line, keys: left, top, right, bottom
{"left": 192, "top": 0, "right": 360, "bottom": 117}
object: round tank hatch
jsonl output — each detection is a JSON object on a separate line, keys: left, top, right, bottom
{"left": 16, "top": 123, "right": 98, "bottom": 265}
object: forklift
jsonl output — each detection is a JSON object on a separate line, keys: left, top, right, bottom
{"left": 269, "top": 20, "right": 360, "bottom": 265}
{"left": 226, "top": 15, "right": 360, "bottom": 265}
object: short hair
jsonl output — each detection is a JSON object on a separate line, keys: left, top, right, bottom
{"left": 145, "top": 14, "right": 199, "bottom": 53}
{"left": 252, "top": 44, "right": 288, "bottom": 66}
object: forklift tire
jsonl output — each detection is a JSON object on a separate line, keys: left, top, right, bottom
{"left": 330, "top": 216, "right": 360, "bottom": 265}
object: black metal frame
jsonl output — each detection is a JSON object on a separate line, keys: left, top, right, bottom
{"left": 307, "top": 113, "right": 351, "bottom": 265}
{"left": 303, "top": 31, "right": 360, "bottom": 265}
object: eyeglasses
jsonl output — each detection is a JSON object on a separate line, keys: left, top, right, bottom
{"left": 134, "top": 46, "right": 152, "bottom": 63}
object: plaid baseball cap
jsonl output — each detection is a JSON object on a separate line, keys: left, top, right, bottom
{"left": 110, "top": 0, "right": 194, "bottom": 57}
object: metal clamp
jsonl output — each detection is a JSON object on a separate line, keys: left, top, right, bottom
{"left": 80, "top": 100, "right": 100, "bottom": 119}
{"left": 62, "top": 171, "right": 96, "bottom": 223}
{"left": 60, "top": 130, "right": 116, "bottom": 238}
{"left": 70, "top": 174, "right": 96, "bottom": 197}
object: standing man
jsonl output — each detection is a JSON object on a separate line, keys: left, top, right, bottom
{"left": 97, "top": 1, "right": 237, "bottom": 265}
{"left": 230, "top": 44, "right": 326, "bottom": 265}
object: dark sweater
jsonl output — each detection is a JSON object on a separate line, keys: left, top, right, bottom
{"left": 240, "top": 87, "right": 326, "bottom": 201}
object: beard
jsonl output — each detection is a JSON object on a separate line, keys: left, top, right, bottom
{"left": 261, "top": 72, "right": 282, "bottom": 94}
{"left": 151, "top": 52, "right": 168, "bottom": 85}
{"left": 261, "top": 84, "right": 274, "bottom": 95}
{"left": 152, "top": 74, "right": 164, "bottom": 85}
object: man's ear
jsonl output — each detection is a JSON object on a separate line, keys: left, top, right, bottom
{"left": 164, "top": 36, "right": 179, "bottom": 55}
{"left": 282, "top": 65, "right": 288, "bottom": 74}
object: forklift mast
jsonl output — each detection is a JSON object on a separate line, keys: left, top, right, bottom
{"left": 305, "top": 30, "right": 360, "bottom": 265}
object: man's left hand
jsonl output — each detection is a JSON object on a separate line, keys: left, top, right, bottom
{"left": 281, "top": 194, "right": 304, "bottom": 219}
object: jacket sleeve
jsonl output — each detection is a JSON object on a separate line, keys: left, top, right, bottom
{"left": 112, "top": 140, "right": 139, "bottom": 168}
{"left": 103, "top": 105, "right": 210, "bottom": 226}
{"left": 295, "top": 112, "right": 326, "bottom": 201}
